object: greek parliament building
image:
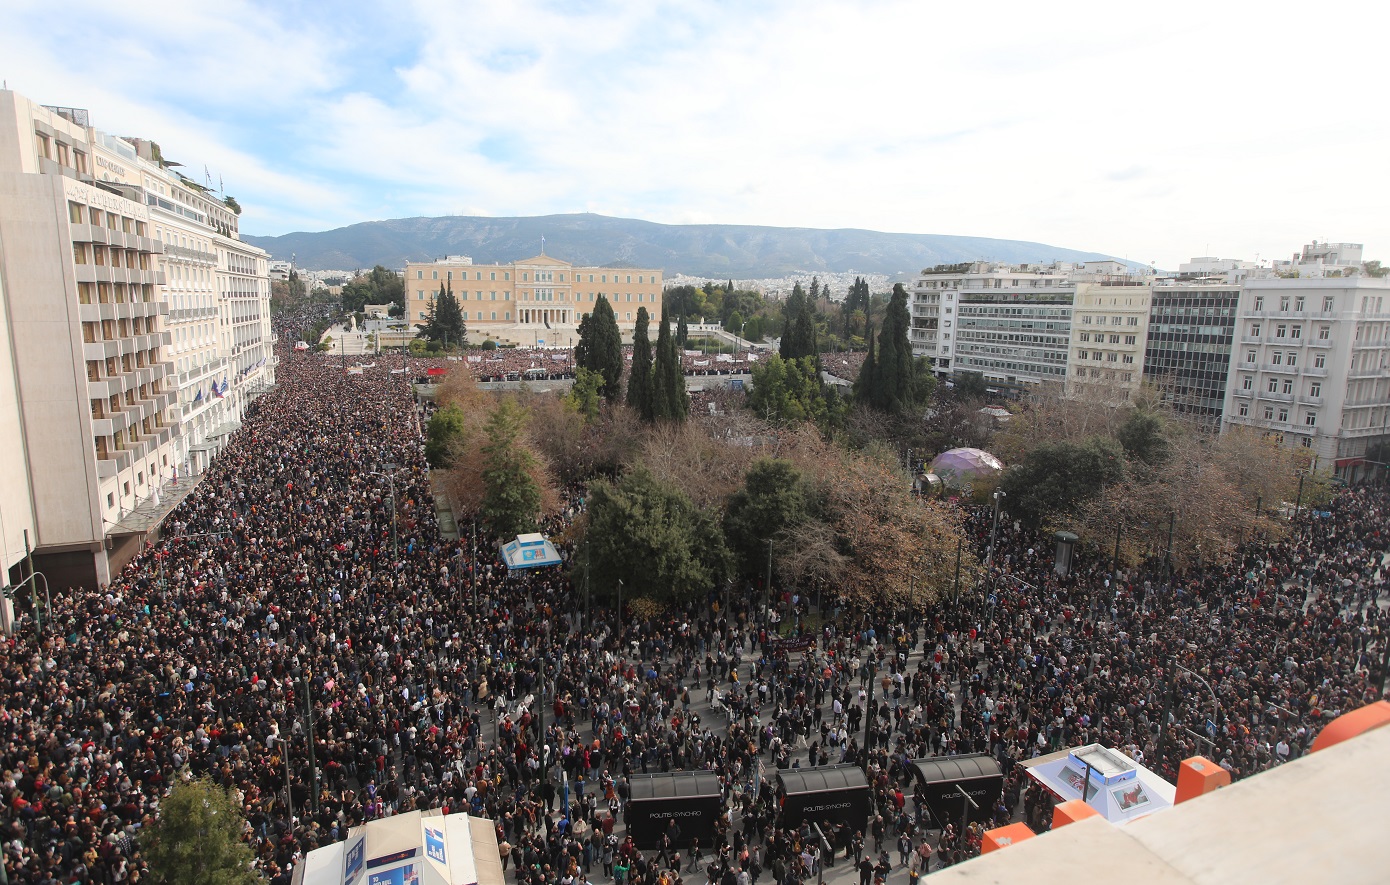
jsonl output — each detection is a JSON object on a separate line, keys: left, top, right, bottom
{"left": 0, "top": 90, "right": 275, "bottom": 591}
{"left": 405, "top": 254, "right": 663, "bottom": 343}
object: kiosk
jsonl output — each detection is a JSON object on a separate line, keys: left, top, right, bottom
{"left": 624, "top": 771, "right": 722, "bottom": 849}
{"left": 911, "top": 754, "right": 1004, "bottom": 826}
{"left": 776, "top": 765, "right": 870, "bottom": 838}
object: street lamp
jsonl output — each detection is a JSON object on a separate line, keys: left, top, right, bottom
{"left": 369, "top": 465, "right": 400, "bottom": 562}
{"left": 986, "top": 488, "right": 1006, "bottom": 566}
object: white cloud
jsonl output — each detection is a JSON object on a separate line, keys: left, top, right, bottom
{"left": 3, "top": 0, "right": 1388, "bottom": 265}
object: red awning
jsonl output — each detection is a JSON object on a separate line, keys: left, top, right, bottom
{"left": 426, "top": 367, "right": 447, "bottom": 377}
{"left": 1334, "top": 457, "right": 1363, "bottom": 468}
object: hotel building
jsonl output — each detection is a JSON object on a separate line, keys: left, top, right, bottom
{"left": 0, "top": 90, "right": 273, "bottom": 589}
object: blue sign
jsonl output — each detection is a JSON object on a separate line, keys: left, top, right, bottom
{"left": 368, "top": 865, "right": 419, "bottom": 885}
{"left": 345, "top": 837, "right": 364, "bottom": 885}
{"left": 424, "top": 827, "right": 447, "bottom": 865}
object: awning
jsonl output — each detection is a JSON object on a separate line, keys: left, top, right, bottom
{"left": 501, "top": 533, "right": 562, "bottom": 570}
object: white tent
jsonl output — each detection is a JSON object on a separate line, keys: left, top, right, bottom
{"left": 1020, "top": 744, "right": 1175, "bottom": 825}
{"left": 501, "top": 533, "right": 562, "bottom": 570}
{"left": 292, "top": 810, "right": 503, "bottom": 885}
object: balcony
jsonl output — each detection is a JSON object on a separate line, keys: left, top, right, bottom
{"left": 1260, "top": 391, "right": 1294, "bottom": 403}
{"left": 1233, "top": 388, "right": 1253, "bottom": 398}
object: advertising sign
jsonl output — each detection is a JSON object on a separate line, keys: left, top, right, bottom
{"left": 344, "top": 835, "right": 365, "bottom": 885}
{"left": 367, "top": 864, "right": 419, "bottom": 885}
{"left": 424, "top": 826, "right": 447, "bottom": 865}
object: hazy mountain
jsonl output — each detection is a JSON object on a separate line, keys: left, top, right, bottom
{"left": 243, "top": 213, "right": 1120, "bottom": 277}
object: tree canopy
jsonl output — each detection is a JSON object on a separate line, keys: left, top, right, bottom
{"left": 341, "top": 265, "right": 404, "bottom": 314}
{"left": 749, "top": 354, "right": 834, "bottom": 426}
{"left": 651, "top": 307, "right": 688, "bottom": 421}
{"left": 481, "top": 400, "right": 543, "bottom": 536}
{"left": 141, "top": 778, "right": 258, "bottom": 885}
{"left": 582, "top": 467, "right": 730, "bottom": 605}
{"left": 575, "top": 296, "right": 624, "bottom": 401}
{"left": 425, "top": 403, "right": 466, "bottom": 468}
{"left": 856, "top": 283, "right": 917, "bottom": 414}
{"left": 779, "top": 282, "right": 819, "bottom": 364}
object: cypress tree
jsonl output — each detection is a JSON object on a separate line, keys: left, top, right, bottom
{"left": 627, "top": 306, "right": 655, "bottom": 421}
{"left": 653, "top": 308, "right": 687, "bottom": 421}
{"left": 576, "top": 295, "right": 623, "bottom": 400}
{"left": 854, "top": 319, "right": 877, "bottom": 403}
{"left": 676, "top": 314, "right": 689, "bottom": 349}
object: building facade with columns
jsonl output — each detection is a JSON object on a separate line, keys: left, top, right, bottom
{"left": 404, "top": 254, "right": 663, "bottom": 340}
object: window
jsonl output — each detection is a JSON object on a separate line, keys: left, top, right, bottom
{"left": 1122, "top": 354, "right": 1134, "bottom": 364}
{"left": 1279, "top": 297, "right": 1290, "bottom": 311}
{"left": 1242, "top": 376, "right": 1253, "bottom": 390}
{"left": 415, "top": 270, "right": 422, "bottom": 278}
{"left": 1109, "top": 334, "right": 1120, "bottom": 344}
{"left": 1247, "top": 351, "right": 1256, "bottom": 364}
{"left": 1290, "top": 326, "right": 1302, "bottom": 339}
{"left": 1295, "top": 297, "right": 1305, "bottom": 312}
{"left": 1286, "top": 352, "right": 1297, "bottom": 367}
{"left": 1127, "top": 316, "right": 1138, "bottom": 326}
{"left": 1268, "top": 378, "right": 1279, "bottom": 393}
{"left": 1323, "top": 295, "right": 1335, "bottom": 312}
{"left": 1082, "top": 315, "right": 1092, "bottom": 324}
{"left": 1271, "top": 352, "right": 1283, "bottom": 365}
{"left": 490, "top": 272, "right": 496, "bottom": 280}
{"left": 1318, "top": 325, "right": 1330, "bottom": 340}
{"left": 1238, "top": 403, "right": 1249, "bottom": 417}
{"left": 1264, "top": 406, "right": 1274, "bottom": 420}
{"left": 1282, "top": 379, "right": 1293, "bottom": 394}
{"left": 1080, "top": 332, "right": 1090, "bottom": 342}
{"left": 1314, "top": 353, "right": 1326, "bottom": 368}
{"left": 1275, "top": 324, "right": 1287, "bottom": 338}
{"left": 1106, "top": 352, "right": 1118, "bottom": 362}
{"left": 1250, "top": 323, "right": 1262, "bottom": 336}
{"left": 1309, "top": 382, "right": 1321, "bottom": 397}
{"left": 1254, "top": 296, "right": 1264, "bottom": 311}
{"left": 432, "top": 270, "right": 438, "bottom": 280}
{"left": 1078, "top": 350, "right": 1088, "bottom": 360}
{"left": 1277, "top": 408, "right": 1288, "bottom": 422}
{"left": 1301, "top": 437, "right": 1312, "bottom": 448}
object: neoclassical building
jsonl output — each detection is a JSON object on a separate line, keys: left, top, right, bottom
{"left": 404, "top": 254, "right": 663, "bottom": 333}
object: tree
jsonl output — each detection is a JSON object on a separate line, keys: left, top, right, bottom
{"left": 425, "top": 403, "right": 466, "bottom": 468}
{"left": 999, "top": 435, "right": 1126, "bottom": 528}
{"left": 567, "top": 367, "right": 604, "bottom": 422}
{"left": 749, "top": 354, "right": 829, "bottom": 426}
{"left": 859, "top": 283, "right": 914, "bottom": 414}
{"left": 1116, "top": 409, "right": 1169, "bottom": 465}
{"left": 222, "top": 195, "right": 242, "bottom": 215}
{"left": 842, "top": 277, "right": 870, "bottom": 338}
{"left": 141, "top": 778, "right": 258, "bottom": 885}
{"left": 481, "top": 399, "right": 542, "bottom": 536}
{"left": 724, "top": 458, "right": 808, "bottom": 577}
{"left": 417, "top": 282, "right": 466, "bottom": 348}
{"left": 576, "top": 295, "right": 623, "bottom": 401}
{"left": 583, "top": 467, "right": 730, "bottom": 605}
{"left": 342, "top": 264, "right": 404, "bottom": 314}
{"left": 652, "top": 307, "right": 688, "bottom": 421}
{"left": 627, "top": 306, "right": 655, "bottom": 421}
{"left": 676, "top": 314, "right": 689, "bottom": 348}
{"left": 780, "top": 282, "right": 819, "bottom": 363}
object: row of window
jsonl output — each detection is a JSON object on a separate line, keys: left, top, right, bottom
{"left": 1242, "top": 375, "right": 1322, "bottom": 397}
{"left": 1251, "top": 295, "right": 1335, "bottom": 313}
{"left": 1249, "top": 322, "right": 1332, "bottom": 340}
{"left": 1078, "top": 351, "right": 1136, "bottom": 364}
{"left": 1080, "top": 315, "right": 1141, "bottom": 326}
{"left": 1236, "top": 402, "right": 1317, "bottom": 426}
{"left": 418, "top": 268, "right": 657, "bottom": 284}
{"left": 1245, "top": 350, "right": 1327, "bottom": 368}
{"left": 1078, "top": 333, "right": 1137, "bottom": 345}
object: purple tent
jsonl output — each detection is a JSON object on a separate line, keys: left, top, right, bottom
{"left": 927, "top": 447, "right": 1003, "bottom": 488}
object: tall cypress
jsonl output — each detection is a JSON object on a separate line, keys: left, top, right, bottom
{"left": 854, "top": 319, "right": 876, "bottom": 403}
{"left": 576, "top": 295, "right": 623, "bottom": 401}
{"left": 627, "top": 306, "right": 654, "bottom": 422}
{"left": 653, "top": 307, "right": 687, "bottom": 421}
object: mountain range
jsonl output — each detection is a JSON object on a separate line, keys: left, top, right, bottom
{"left": 243, "top": 213, "right": 1120, "bottom": 278}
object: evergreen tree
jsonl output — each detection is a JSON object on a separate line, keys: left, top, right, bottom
{"left": 141, "top": 779, "right": 258, "bottom": 885}
{"left": 854, "top": 319, "right": 876, "bottom": 402}
{"left": 417, "top": 282, "right": 466, "bottom": 349}
{"left": 652, "top": 308, "right": 688, "bottom": 421}
{"left": 676, "top": 314, "right": 689, "bottom": 349}
{"left": 842, "top": 277, "right": 870, "bottom": 339}
{"left": 779, "top": 282, "right": 819, "bottom": 363}
{"left": 809, "top": 277, "right": 820, "bottom": 302}
{"left": 627, "top": 306, "right": 655, "bottom": 422}
{"left": 860, "top": 283, "right": 914, "bottom": 413}
{"left": 575, "top": 295, "right": 624, "bottom": 400}
{"left": 481, "top": 399, "right": 541, "bottom": 536}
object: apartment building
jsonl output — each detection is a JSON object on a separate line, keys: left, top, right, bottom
{"left": 910, "top": 262, "right": 1077, "bottom": 387}
{"left": 1142, "top": 284, "right": 1241, "bottom": 428}
{"left": 404, "top": 254, "right": 663, "bottom": 338}
{"left": 0, "top": 90, "right": 273, "bottom": 588}
{"left": 92, "top": 135, "right": 276, "bottom": 472}
{"left": 1065, "top": 282, "right": 1153, "bottom": 402}
{"left": 1221, "top": 276, "right": 1390, "bottom": 480}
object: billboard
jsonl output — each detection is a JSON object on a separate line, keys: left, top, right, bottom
{"left": 366, "top": 865, "right": 418, "bottom": 885}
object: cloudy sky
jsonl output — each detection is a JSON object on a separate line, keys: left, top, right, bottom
{"left": 3, "top": 0, "right": 1386, "bottom": 268}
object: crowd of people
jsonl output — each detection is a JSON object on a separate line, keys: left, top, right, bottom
{"left": 0, "top": 307, "right": 1384, "bottom": 885}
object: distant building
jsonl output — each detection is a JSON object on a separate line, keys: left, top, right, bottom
{"left": 1221, "top": 274, "right": 1390, "bottom": 480}
{"left": 1065, "top": 283, "right": 1153, "bottom": 402}
{"left": 1142, "top": 283, "right": 1240, "bottom": 428}
{"left": 404, "top": 255, "right": 663, "bottom": 337}
{"left": 1270, "top": 240, "right": 1364, "bottom": 279}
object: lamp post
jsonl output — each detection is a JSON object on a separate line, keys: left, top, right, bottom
{"left": 1294, "top": 471, "right": 1307, "bottom": 522}
{"left": 952, "top": 537, "right": 963, "bottom": 604}
{"left": 369, "top": 466, "right": 399, "bottom": 562}
{"left": 986, "top": 488, "right": 1006, "bottom": 566}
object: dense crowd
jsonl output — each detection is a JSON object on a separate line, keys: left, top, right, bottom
{"left": 0, "top": 308, "right": 1384, "bottom": 885}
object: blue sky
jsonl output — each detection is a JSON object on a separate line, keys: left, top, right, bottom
{"left": 2, "top": 0, "right": 1387, "bottom": 268}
